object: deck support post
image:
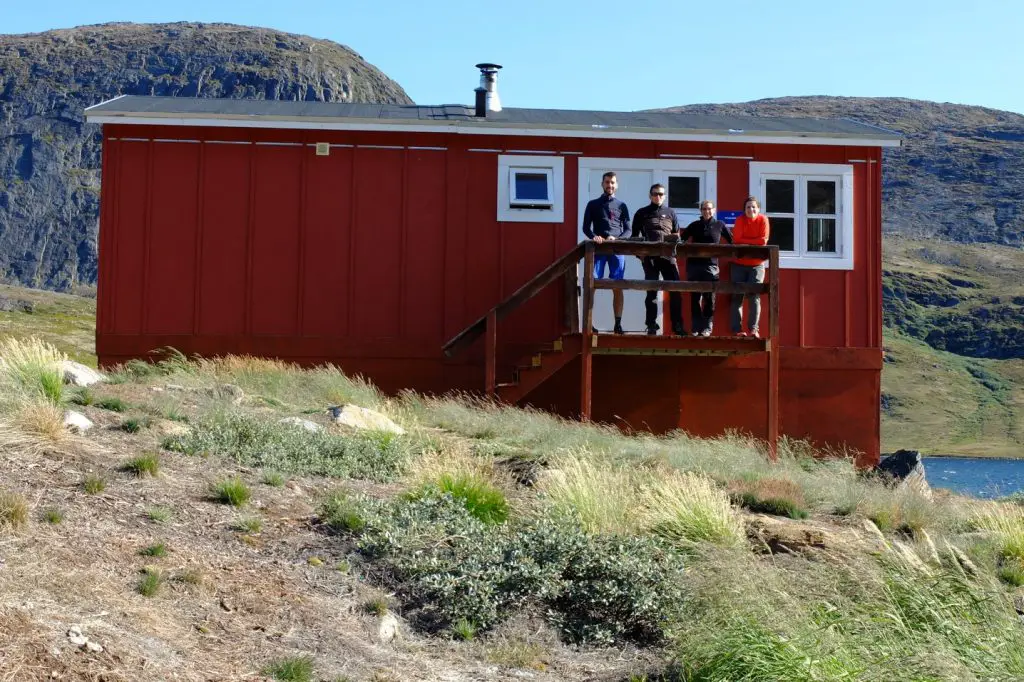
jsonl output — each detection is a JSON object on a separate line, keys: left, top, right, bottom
{"left": 485, "top": 310, "right": 497, "bottom": 397}
{"left": 767, "top": 248, "right": 781, "bottom": 460}
{"left": 580, "top": 242, "right": 595, "bottom": 421}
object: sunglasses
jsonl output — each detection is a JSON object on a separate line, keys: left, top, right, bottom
{"left": 651, "top": 192, "right": 665, "bottom": 196}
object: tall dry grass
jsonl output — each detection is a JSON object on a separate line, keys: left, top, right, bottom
{"left": 538, "top": 451, "right": 744, "bottom": 547}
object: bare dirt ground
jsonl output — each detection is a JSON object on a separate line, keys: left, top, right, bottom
{"left": 0, "top": 382, "right": 660, "bottom": 682}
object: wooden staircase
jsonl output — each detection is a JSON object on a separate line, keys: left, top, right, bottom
{"left": 443, "top": 240, "right": 781, "bottom": 455}
{"left": 495, "top": 334, "right": 582, "bottom": 404}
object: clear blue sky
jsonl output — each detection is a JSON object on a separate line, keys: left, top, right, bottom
{"left": 3, "top": 0, "right": 1021, "bottom": 115}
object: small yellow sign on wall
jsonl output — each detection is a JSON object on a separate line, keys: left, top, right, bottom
{"left": 315, "top": 142, "right": 330, "bottom": 156}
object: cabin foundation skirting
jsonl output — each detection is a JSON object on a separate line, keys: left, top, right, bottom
{"left": 99, "top": 338, "right": 879, "bottom": 464}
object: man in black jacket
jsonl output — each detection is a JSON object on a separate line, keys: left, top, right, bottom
{"left": 680, "top": 200, "right": 733, "bottom": 336}
{"left": 633, "top": 183, "right": 683, "bottom": 335}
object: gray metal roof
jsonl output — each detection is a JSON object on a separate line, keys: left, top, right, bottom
{"left": 85, "top": 95, "right": 902, "bottom": 144}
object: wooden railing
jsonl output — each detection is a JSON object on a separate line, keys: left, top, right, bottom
{"left": 442, "top": 241, "right": 780, "bottom": 444}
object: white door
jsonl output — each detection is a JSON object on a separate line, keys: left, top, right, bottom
{"left": 579, "top": 168, "right": 653, "bottom": 334}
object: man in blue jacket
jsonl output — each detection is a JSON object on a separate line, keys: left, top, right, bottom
{"left": 581, "top": 171, "right": 631, "bottom": 334}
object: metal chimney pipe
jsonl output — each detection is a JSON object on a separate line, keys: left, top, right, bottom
{"left": 475, "top": 63, "right": 502, "bottom": 114}
{"left": 474, "top": 87, "right": 487, "bottom": 117}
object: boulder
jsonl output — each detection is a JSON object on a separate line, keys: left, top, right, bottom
{"left": 377, "top": 613, "right": 400, "bottom": 643}
{"left": 875, "top": 449, "right": 932, "bottom": 499}
{"left": 63, "top": 411, "right": 93, "bottom": 433}
{"left": 279, "top": 417, "right": 323, "bottom": 433}
{"left": 60, "top": 361, "right": 105, "bottom": 387}
{"left": 208, "top": 383, "right": 245, "bottom": 404}
{"left": 329, "top": 405, "right": 405, "bottom": 435}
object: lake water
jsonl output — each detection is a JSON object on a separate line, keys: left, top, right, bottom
{"left": 923, "top": 457, "right": 1024, "bottom": 498}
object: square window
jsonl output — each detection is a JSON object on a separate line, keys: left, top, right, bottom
{"left": 509, "top": 167, "right": 554, "bottom": 207}
{"left": 750, "top": 162, "right": 853, "bottom": 269}
{"left": 765, "top": 179, "right": 795, "bottom": 214}
{"left": 807, "top": 180, "right": 836, "bottom": 214}
{"left": 768, "top": 217, "right": 795, "bottom": 252}
{"left": 807, "top": 218, "right": 837, "bottom": 252}
{"left": 668, "top": 176, "right": 700, "bottom": 209}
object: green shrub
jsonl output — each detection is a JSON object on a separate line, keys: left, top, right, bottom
{"left": 262, "top": 655, "right": 314, "bottom": 682}
{"left": 122, "top": 453, "right": 160, "bottom": 477}
{"left": 140, "top": 542, "right": 168, "bottom": 557}
{"left": 320, "top": 492, "right": 366, "bottom": 532}
{"left": 164, "top": 414, "right": 409, "bottom": 481}
{"left": 262, "top": 470, "right": 286, "bottom": 487}
{"left": 344, "top": 494, "right": 686, "bottom": 644}
{"left": 137, "top": 567, "right": 162, "bottom": 597}
{"left": 232, "top": 516, "right": 263, "bottom": 533}
{"left": 42, "top": 508, "right": 63, "bottom": 524}
{"left": 146, "top": 506, "right": 172, "bottom": 523}
{"left": 212, "top": 478, "right": 251, "bottom": 507}
{"left": 39, "top": 371, "right": 64, "bottom": 405}
{"left": 120, "top": 417, "right": 151, "bottom": 433}
{"left": 96, "top": 396, "right": 128, "bottom": 412}
{"left": 736, "top": 492, "right": 809, "bottom": 520}
{"left": 83, "top": 475, "right": 106, "bottom": 495}
{"left": 363, "top": 597, "right": 388, "bottom": 616}
{"left": 998, "top": 563, "right": 1024, "bottom": 587}
{"left": 0, "top": 490, "right": 29, "bottom": 529}
{"left": 410, "top": 472, "right": 509, "bottom": 525}
{"left": 452, "top": 618, "right": 477, "bottom": 641}
{"left": 70, "top": 388, "right": 95, "bottom": 406}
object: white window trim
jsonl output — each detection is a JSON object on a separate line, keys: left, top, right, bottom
{"left": 576, "top": 157, "right": 718, "bottom": 228}
{"left": 749, "top": 162, "right": 854, "bottom": 270}
{"left": 497, "top": 155, "right": 564, "bottom": 223}
{"left": 508, "top": 167, "right": 555, "bottom": 207}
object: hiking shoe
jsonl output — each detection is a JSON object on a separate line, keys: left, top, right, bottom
{"left": 700, "top": 327, "right": 712, "bottom": 337}
{"left": 672, "top": 324, "right": 685, "bottom": 336}
{"left": 736, "top": 331, "right": 749, "bottom": 337}
{"left": 613, "top": 323, "right": 625, "bottom": 335}
{"left": 646, "top": 325, "right": 658, "bottom": 336}
{"left": 750, "top": 327, "right": 760, "bottom": 338}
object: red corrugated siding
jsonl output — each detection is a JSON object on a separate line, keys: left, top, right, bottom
{"left": 96, "top": 124, "right": 885, "bottom": 462}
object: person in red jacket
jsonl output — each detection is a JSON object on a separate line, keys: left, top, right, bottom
{"left": 730, "top": 196, "right": 770, "bottom": 337}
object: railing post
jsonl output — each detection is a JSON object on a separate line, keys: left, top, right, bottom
{"left": 767, "top": 246, "right": 780, "bottom": 460}
{"left": 580, "top": 242, "right": 595, "bottom": 421}
{"left": 485, "top": 309, "right": 497, "bottom": 397}
{"left": 564, "top": 267, "right": 580, "bottom": 334}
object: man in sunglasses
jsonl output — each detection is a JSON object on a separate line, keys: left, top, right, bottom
{"left": 632, "top": 183, "right": 683, "bottom": 336}
{"left": 680, "top": 200, "right": 733, "bottom": 336}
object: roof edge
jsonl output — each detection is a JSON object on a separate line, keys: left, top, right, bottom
{"left": 84, "top": 109, "right": 902, "bottom": 148}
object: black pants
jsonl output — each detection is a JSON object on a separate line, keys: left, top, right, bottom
{"left": 641, "top": 257, "right": 682, "bottom": 329}
{"left": 687, "top": 262, "right": 719, "bottom": 332}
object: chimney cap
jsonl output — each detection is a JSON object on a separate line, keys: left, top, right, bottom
{"left": 475, "top": 63, "right": 503, "bottom": 71}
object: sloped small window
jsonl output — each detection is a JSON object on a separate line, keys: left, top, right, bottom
{"left": 667, "top": 176, "right": 700, "bottom": 210}
{"left": 509, "top": 168, "right": 554, "bottom": 208}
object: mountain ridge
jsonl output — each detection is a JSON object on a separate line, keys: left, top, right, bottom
{"left": 0, "top": 22, "right": 411, "bottom": 290}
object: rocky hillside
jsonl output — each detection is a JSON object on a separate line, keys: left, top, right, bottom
{"left": 0, "top": 22, "right": 411, "bottom": 290}
{"left": 660, "top": 97, "right": 1024, "bottom": 246}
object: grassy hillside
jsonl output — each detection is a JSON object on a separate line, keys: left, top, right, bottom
{"left": 4, "top": 337, "right": 1024, "bottom": 680}
{"left": 881, "top": 237, "right": 1024, "bottom": 456}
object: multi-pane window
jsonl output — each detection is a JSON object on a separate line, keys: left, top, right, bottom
{"left": 750, "top": 163, "right": 853, "bottom": 270}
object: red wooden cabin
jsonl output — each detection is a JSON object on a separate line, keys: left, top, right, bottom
{"left": 85, "top": 71, "right": 900, "bottom": 465}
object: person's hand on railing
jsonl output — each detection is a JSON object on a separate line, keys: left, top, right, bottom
{"left": 592, "top": 235, "right": 604, "bottom": 244}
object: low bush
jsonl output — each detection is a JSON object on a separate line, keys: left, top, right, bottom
{"left": 96, "top": 396, "right": 128, "bottom": 412}
{"left": 120, "top": 417, "right": 151, "bottom": 433}
{"left": 212, "top": 478, "right": 251, "bottom": 507}
{"left": 0, "top": 336, "right": 67, "bottom": 406}
{"left": 262, "top": 655, "right": 314, "bottom": 682}
{"left": 0, "top": 490, "right": 29, "bottom": 529}
{"left": 409, "top": 472, "right": 509, "bottom": 525}
{"left": 69, "top": 388, "right": 95, "bottom": 406}
{"left": 137, "top": 567, "right": 162, "bottom": 597}
{"left": 139, "top": 542, "right": 168, "bottom": 557}
{"left": 731, "top": 478, "right": 809, "bottom": 520}
{"left": 122, "top": 453, "right": 160, "bottom": 477}
{"left": 164, "top": 413, "right": 410, "bottom": 481}
{"left": 328, "top": 493, "right": 686, "bottom": 645}
{"left": 83, "top": 475, "right": 106, "bottom": 495}
{"left": 320, "top": 492, "right": 366, "bottom": 533}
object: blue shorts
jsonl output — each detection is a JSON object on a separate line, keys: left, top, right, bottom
{"left": 594, "top": 254, "right": 626, "bottom": 280}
